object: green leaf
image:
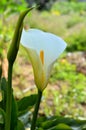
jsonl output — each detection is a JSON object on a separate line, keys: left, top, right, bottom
{"left": 0, "top": 77, "right": 7, "bottom": 110}
{"left": 0, "top": 108, "right": 5, "bottom": 124}
{"left": 51, "top": 123, "right": 72, "bottom": 130}
{"left": 11, "top": 94, "right": 18, "bottom": 130}
{"left": 17, "top": 94, "right": 37, "bottom": 116}
{"left": 37, "top": 123, "right": 72, "bottom": 130}
{"left": 82, "top": 128, "right": 86, "bottom": 130}
{"left": 37, "top": 116, "right": 86, "bottom": 130}
{"left": 14, "top": 119, "right": 25, "bottom": 130}
{"left": 37, "top": 128, "right": 43, "bottom": 130}
{"left": 76, "top": 119, "right": 86, "bottom": 126}
{"left": 40, "top": 116, "right": 74, "bottom": 129}
{"left": 36, "top": 116, "right": 47, "bottom": 127}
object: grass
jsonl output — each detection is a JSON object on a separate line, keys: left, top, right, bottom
{"left": 27, "top": 10, "right": 67, "bottom": 36}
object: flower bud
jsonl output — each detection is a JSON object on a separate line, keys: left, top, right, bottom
{"left": 7, "top": 8, "right": 33, "bottom": 65}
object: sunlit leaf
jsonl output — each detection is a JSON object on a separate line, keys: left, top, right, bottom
{"left": 17, "top": 94, "right": 37, "bottom": 116}
{"left": 51, "top": 123, "right": 72, "bottom": 130}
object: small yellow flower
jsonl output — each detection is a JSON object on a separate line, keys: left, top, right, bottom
{"left": 51, "top": 10, "right": 60, "bottom": 16}
{"left": 61, "top": 59, "right": 67, "bottom": 64}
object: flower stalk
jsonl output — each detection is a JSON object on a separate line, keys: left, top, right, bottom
{"left": 5, "top": 63, "right": 13, "bottom": 130}
{"left": 31, "top": 89, "right": 42, "bottom": 130}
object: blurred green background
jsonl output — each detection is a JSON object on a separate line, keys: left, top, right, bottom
{"left": 0, "top": 0, "right": 86, "bottom": 118}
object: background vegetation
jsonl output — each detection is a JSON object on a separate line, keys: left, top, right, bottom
{"left": 0, "top": 0, "right": 86, "bottom": 120}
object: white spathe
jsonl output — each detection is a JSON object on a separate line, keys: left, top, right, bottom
{"left": 21, "top": 29, "right": 67, "bottom": 91}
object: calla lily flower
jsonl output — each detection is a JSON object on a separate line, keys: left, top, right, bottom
{"left": 20, "top": 29, "right": 67, "bottom": 91}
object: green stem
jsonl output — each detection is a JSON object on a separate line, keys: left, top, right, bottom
{"left": 31, "top": 89, "right": 42, "bottom": 130}
{"left": 5, "top": 63, "right": 13, "bottom": 130}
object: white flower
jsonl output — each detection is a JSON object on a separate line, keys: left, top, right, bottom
{"left": 20, "top": 29, "right": 67, "bottom": 91}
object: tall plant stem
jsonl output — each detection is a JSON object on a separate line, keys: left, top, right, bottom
{"left": 31, "top": 89, "right": 42, "bottom": 130}
{"left": 5, "top": 63, "right": 13, "bottom": 130}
